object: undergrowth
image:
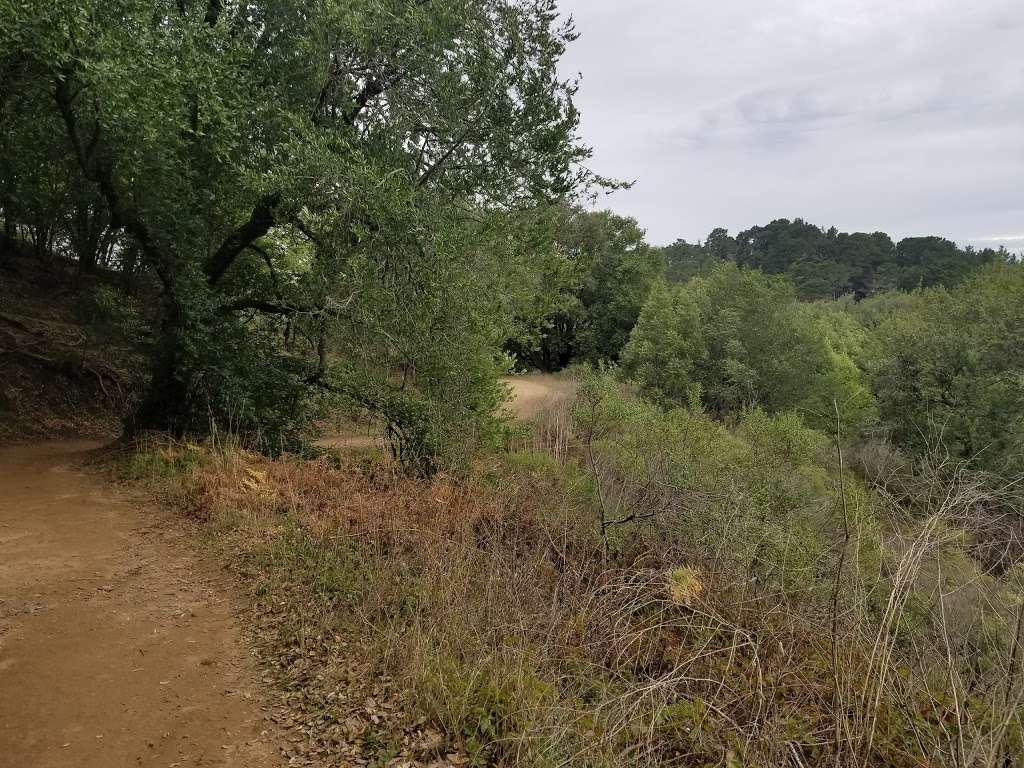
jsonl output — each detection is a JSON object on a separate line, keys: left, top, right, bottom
{"left": 118, "top": 373, "right": 1024, "bottom": 767}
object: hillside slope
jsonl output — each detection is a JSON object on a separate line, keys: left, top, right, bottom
{"left": 0, "top": 247, "right": 145, "bottom": 442}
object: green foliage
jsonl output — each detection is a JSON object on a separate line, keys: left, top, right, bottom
{"left": 660, "top": 227, "right": 737, "bottom": 283}
{"left": 869, "top": 261, "right": 1024, "bottom": 474}
{"left": 734, "top": 220, "right": 1007, "bottom": 298}
{"left": 661, "top": 219, "right": 1007, "bottom": 300}
{"left": 573, "top": 212, "right": 664, "bottom": 362}
{"left": 622, "top": 263, "right": 872, "bottom": 428}
{"left": 1, "top": 0, "right": 595, "bottom": 462}
{"left": 0, "top": 58, "right": 120, "bottom": 267}
{"left": 508, "top": 206, "right": 663, "bottom": 369}
{"left": 571, "top": 370, "right": 870, "bottom": 595}
{"left": 76, "top": 284, "right": 146, "bottom": 344}
{"left": 610, "top": 283, "right": 704, "bottom": 406}
{"left": 799, "top": 299, "right": 878, "bottom": 425}
{"left": 887, "top": 236, "right": 998, "bottom": 291}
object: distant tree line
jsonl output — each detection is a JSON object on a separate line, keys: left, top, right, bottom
{"left": 664, "top": 218, "right": 1012, "bottom": 299}
{"left": 513, "top": 211, "right": 1015, "bottom": 372}
{"left": 510, "top": 209, "right": 1022, "bottom": 475}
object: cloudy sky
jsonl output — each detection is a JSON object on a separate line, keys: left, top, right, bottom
{"left": 558, "top": 0, "right": 1024, "bottom": 250}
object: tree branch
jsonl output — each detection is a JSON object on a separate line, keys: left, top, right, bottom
{"left": 219, "top": 298, "right": 316, "bottom": 316}
{"left": 247, "top": 243, "right": 282, "bottom": 299}
{"left": 342, "top": 68, "right": 408, "bottom": 126}
{"left": 54, "top": 72, "right": 166, "bottom": 281}
{"left": 204, "top": 193, "right": 280, "bottom": 284}
{"left": 416, "top": 127, "right": 472, "bottom": 188}
{"left": 307, "top": 323, "right": 328, "bottom": 385}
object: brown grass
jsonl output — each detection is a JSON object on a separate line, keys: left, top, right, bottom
{"left": 119, "top": 408, "right": 1024, "bottom": 767}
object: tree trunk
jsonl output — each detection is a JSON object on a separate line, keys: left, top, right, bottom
{"left": 126, "top": 283, "right": 193, "bottom": 436}
{"left": 119, "top": 243, "right": 139, "bottom": 293}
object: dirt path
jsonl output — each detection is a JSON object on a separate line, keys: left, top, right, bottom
{"left": 501, "top": 374, "right": 575, "bottom": 420}
{"left": 317, "top": 374, "right": 575, "bottom": 451}
{"left": 0, "top": 442, "right": 283, "bottom": 768}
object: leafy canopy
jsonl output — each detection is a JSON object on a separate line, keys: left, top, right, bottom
{"left": 869, "top": 261, "right": 1024, "bottom": 474}
{"left": 507, "top": 206, "right": 663, "bottom": 370}
{"left": 1, "top": 0, "right": 595, "bottom": 459}
{"left": 622, "top": 262, "right": 872, "bottom": 428}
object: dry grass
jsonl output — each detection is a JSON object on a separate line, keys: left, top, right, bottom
{"left": 119, "top": 400, "right": 1024, "bottom": 767}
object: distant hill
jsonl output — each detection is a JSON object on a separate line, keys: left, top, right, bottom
{"left": 662, "top": 218, "right": 1012, "bottom": 299}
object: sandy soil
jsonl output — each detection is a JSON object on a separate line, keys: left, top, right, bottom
{"left": 0, "top": 441, "right": 283, "bottom": 768}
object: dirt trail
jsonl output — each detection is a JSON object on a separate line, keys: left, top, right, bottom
{"left": 501, "top": 374, "right": 575, "bottom": 420}
{"left": 317, "top": 374, "right": 575, "bottom": 451}
{"left": 0, "top": 442, "right": 282, "bottom": 768}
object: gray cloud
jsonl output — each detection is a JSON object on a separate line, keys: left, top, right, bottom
{"left": 559, "top": 0, "right": 1024, "bottom": 251}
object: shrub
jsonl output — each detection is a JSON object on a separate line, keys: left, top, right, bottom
{"left": 621, "top": 263, "right": 873, "bottom": 429}
{"left": 869, "top": 261, "right": 1024, "bottom": 475}
{"left": 121, "top": 383, "right": 1024, "bottom": 767}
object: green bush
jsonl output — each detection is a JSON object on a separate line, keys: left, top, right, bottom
{"left": 77, "top": 284, "right": 147, "bottom": 345}
{"left": 571, "top": 370, "right": 861, "bottom": 594}
{"left": 869, "top": 261, "right": 1024, "bottom": 474}
{"left": 621, "top": 263, "right": 873, "bottom": 429}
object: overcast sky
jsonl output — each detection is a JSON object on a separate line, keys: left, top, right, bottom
{"left": 558, "top": 0, "right": 1024, "bottom": 250}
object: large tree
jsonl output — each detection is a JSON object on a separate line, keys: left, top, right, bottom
{"left": 507, "top": 206, "right": 662, "bottom": 369}
{"left": 1, "top": 0, "right": 592, "bottom": 456}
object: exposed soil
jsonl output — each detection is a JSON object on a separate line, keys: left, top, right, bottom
{"left": 0, "top": 441, "right": 283, "bottom": 768}
{"left": 316, "top": 373, "right": 575, "bottom": 451}
{"left": 500, "top": 373, "right": 575, "bottom": 420}
{"left": 0, "top": 251, "right": 146, "bottom": 444}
